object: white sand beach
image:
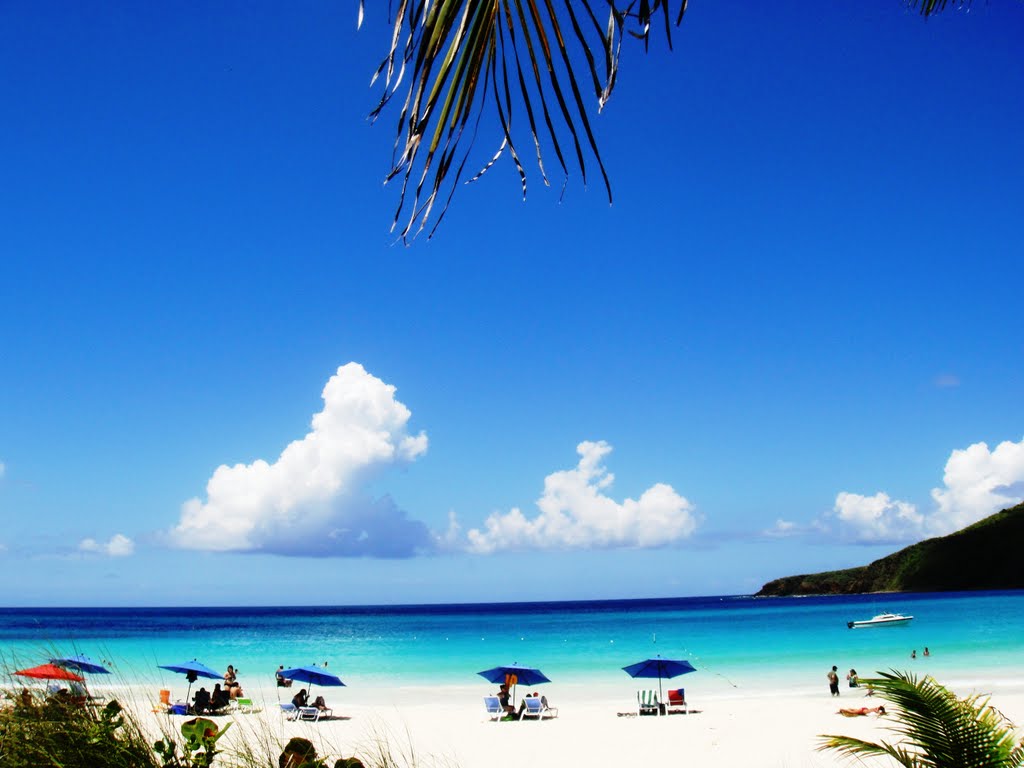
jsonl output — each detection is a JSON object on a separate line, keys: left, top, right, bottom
{"left": 117, "top": 674, "right": 1024, "bottom": 768}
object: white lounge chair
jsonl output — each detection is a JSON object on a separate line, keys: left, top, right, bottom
{"left": 540, "top": 695, "right": 558, "bottom": 719}
{"left": 638, "top": 690, "right": 660, "bottom": 716}
{"left": 279, "top": 703, "right": 299, "bottom": 720}
{"left": 298, "top": 706, "right": 332, "bottom": 721}
{"left": 520, "top": 696, "right": 557, "bottom": 720}
{"left": 483, "top": 696, "right": 504, "bottom": 721}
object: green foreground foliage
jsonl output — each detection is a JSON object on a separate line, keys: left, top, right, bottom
{"left": 0, "top": 697, "right": 159, "bottom": 768}
{"left": 819, "top": 670, "right": 1024, "bottom": 767}
{"left": 0, "top": 695, "right": 370, "bottom": 768}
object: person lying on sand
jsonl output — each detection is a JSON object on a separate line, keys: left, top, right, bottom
{"left": 838, "top": 705, "right": 886, "bottom": 717}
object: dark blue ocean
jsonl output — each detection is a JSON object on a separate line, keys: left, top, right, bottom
{"left": 3, "top": 591, "right": 1022, "bottom": 695}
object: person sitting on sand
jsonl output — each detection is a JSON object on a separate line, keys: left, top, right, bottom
{"left": 838, "top": 705, "right": 886, "bottom": 717}
{"left": 276, "top": 665, "right": 293, "bottom": 688}
{"left": 497, "top": 683, "right": 514, "bottom": 715}
{"left": 292, "top": 688, "right": 309, "bottom": 709}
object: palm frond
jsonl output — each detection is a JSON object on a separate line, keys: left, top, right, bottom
{"left": 361, "top": 0, "right": 969, "bottom": 242}
{"left": 819, "top": 734, "right": 920, "bottom": 767}
{"left": 819, "top": 670, "right": 1024, "bottom": 768}
{"left": 908, "top": 0, "right": 973, "bottom": 16}
{"left": 365, "top": 0, "right": 688, "bottom": 242}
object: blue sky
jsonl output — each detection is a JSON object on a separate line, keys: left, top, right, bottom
{"left": 1, "top": 1, "right": 1022, "bottom": 606}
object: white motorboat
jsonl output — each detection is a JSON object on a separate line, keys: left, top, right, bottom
{"left": 847, "top": 612, "right": 914, "bottom": 629}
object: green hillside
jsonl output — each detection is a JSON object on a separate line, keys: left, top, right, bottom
{"left": 755, "top": 502, "right": 1024, "bottom": 596}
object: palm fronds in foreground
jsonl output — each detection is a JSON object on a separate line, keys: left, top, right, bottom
{"left": 819, "top": 670, "right": 1024, "bottom": 768}
{"left": 360, "top": 0, "right": 690, "bottom": 242}
{"left": 357, "top": 0, "right": 969, "bottom": 242}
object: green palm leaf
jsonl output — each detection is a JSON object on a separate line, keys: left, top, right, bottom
{"left": 819, "top": 670, "right": 1024, "bottom": 768}
{"left": 358, "top": 0, "right": 969, "bottom": 242}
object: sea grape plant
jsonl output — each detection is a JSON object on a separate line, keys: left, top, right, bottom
{"left": 154, "top": 717, "right": 231, "bottom": 768}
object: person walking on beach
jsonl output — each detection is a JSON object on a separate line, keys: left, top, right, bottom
{"left": 828, "top": 665, "right": 840, "bottom": 696}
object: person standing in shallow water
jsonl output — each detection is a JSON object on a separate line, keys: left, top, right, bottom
{"left": 828, "top": 665, "right": 840, "bottom": 696}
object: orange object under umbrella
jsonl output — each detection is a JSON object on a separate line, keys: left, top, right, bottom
{"left": 15, "top": 663, "right": 85, "bottom": 682}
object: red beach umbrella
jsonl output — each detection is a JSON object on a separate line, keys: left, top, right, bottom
{"left": 15, "top": 663, "right": 85, "bottom": 682}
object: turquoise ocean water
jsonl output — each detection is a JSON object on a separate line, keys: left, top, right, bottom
{"left": 3, "top": 591, "right": 1022, "bottom": 697}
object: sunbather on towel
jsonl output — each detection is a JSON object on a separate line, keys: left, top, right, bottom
{"left": 838, "top": 705, "right": 886, "bottom": 717}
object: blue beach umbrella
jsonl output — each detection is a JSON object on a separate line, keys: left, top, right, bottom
{"left": 478, "top": 663, "right": 551, "bottom": 705}
{"left": 622, "top": 656, "right": 696, "bottom": 701}
{"left": 158, "top": 659, "right": 222, "bottom": 704}
{"left": 278, "top": 665, "right": 345, "bottom": 691}
{"left": 51, "top": 654, "right": 110, "bottom": 675}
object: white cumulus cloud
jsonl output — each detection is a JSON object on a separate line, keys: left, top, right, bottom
{"left": 79, "top": 534, "right": 135, "bottom": 557}
{"left": 465, "top": 441, "right": 698, "bottom": 553}
{"left": 764, "top": 519, "right": 798, "bottom": 537}
{"left": 825, "top": 436, "right": 1024, "bottom": 544}
{"left": 169, "top": 363, "right": 431, "bottom": 558}
{"left": 832, "top": 491, "right": 924, "bottom": 543}
{"left": 929, "top": 437, "right": 1024, "bottom": 534}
